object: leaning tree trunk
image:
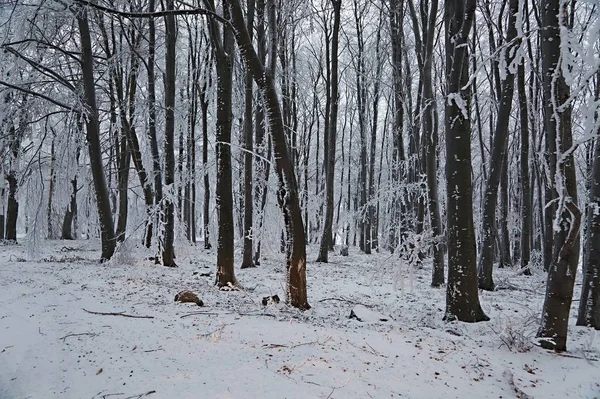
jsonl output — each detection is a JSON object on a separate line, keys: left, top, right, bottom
{"left": 537, "top": 0, "right": 580, "bottom": 352}
{"left": 76, "top": 7, "right": 116, "bottom": 261}
{"left": 317, "top": 0, "right": 341, "bottom": 262}
{"left": 443, "top": 0, "right": 488, "bottom": 322}
{"left": 226, "top": 0, "right": 309, "bottom": 309}
{"left": 477, "top": 0, "right": 519, "bottom": 290}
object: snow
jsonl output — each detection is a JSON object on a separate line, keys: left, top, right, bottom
{"left": 1, "top": 240, "right": 599, "bottom": 399}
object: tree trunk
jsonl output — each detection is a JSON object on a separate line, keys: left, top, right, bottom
{"left": 47, "top": 134, "right": 56, "bottom": 239}
{"left": 115, "top": 129, "right": 130, "bottom": 243}
{"left": 207, "top": 0, "right": 236, "bottom": 285}
{"left": 477, "top": 0, "right": 519, "bottom": 290}
{"left": 241, "top": 0, "right": 256, "bottom": 269}
{"left": 226, "top": 0, "right": 309, "bottom": 309}
{"left": 443, "top": 0, "right": 488, "bottom": 322}
{"left": 388, "top": 0, "right": 406, "bottom": 253}
{"left": 317, "top": 0, "right": 341, "bottom": 262}
{"left": 145, "top": 0, "right": 162, "bottom": 250}
{"left": 161, "top": 0, "right": 177, "bottom": 267}
{"left": 5, "top": 171, "right": 18, "bottom": 242}
{"left": 76, "top": 7, "right": 115, "bottom": 261}
{"left": 518, "top": 60, "right": 532, "bottom": 275}
{"left": 537, "top": 0, "right": 580, "bottom": 352}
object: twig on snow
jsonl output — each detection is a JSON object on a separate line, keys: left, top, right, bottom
{"left": 180, "top": 311, "right": 228, "bottom": 318}
{"left": 83, "top": 309, "right": 154, "bottom": 319}
{"left": 263, "top": 336, "right": 332, "bottom": 350}
{"left": 123, "top": 390, "right": 157, "bottom": 399}
{"left": 59, "top": 332, "right": 98, "bottom": 341}
{"left": 318, "top": 297, "right": 373, "bottom": 308}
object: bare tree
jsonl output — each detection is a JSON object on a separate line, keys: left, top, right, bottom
{"left": 443, "top": 0, "right": 488, "bottom": 322}
{"left": 537, "top": 0, "right": 580, "bottom": 351}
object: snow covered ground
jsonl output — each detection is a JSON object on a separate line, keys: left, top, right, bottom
{"left": 1, "top": 239, "right": 598, "bottom": 399}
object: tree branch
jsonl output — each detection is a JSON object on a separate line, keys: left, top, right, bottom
{"left": 0, "top": 80, "right": 75, "bottom": 110}
{"left": 72, "top": 0, "right": 229, "bottom": 25}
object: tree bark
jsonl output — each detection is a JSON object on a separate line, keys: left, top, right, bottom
{"left": 145, "top": 0, "right": 162, "bottom": 250}
{"left": 206, "top": 0, "right": 236, "bottom": 285}
{"left": 225, "top": 0, "right": 309, "bottom": 309}
{"left": 76, "top": 7, "right": 116, "bottom": 261}
{"left": 518, "top": 60, "right": 532, "bottom": 275}
{"left": 443, "top": 0, "right": 488, "bottom": 322}
{"left": 241, "top": 0, "right": 256, "bottom": 269}
{"left": 477, "top": 0, "right": 519, "bottom": 290}
{"left": 317, "top": 0, "right": 341, "bottom": 262}
{"left": 537, "top": 0, "right": 580, "bottom": 352}
{"left": 162, "top": 0, "right": 177, "bottom": 267}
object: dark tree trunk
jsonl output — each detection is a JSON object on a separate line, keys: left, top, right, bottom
{"left": 62, "top": 178, "right": 78, "bottom": 240}
{"left": 241, "top": 0, "right": 256, "bottom": 269}
{"left": 537, "top": 0, "right": 580, "bottom": 352}
{"left": 146, "top": 0, "right": 162, "bottom": 250}
{"left": 115, "top": 130, "right": 130, "bottom": 243}
{"left": 388, "top": 0, "right": 406, "bottom": 253}
{"left": 5, "top": 171, "right": 18, "bottom": 242}
{"left": 207, "top": 0, "right": 236, "bottom": 285}
{"left": 577, "top": 118, "right": 600, "bottom": 329}
{"left": 477, "top": 0, "right": 519, "bottom": 290}
{"left": 201, "top": 77, "right": 212, "bottom": 250}
{"left": 518, "top": 61, "right": 532, "bottom": 275}
{"left": 443, "top": 0, "right": 488, "bottom": 322}
{"left": 226, "top": 0, "right": 309, "bottom": 309}
{"left": 367, "top": 12, "right": 383, "bottom": 253}
{"left": 408, "top": 0, "right": 444, "bottom": 286}
{"left": 77, "top": 7, "right": 116, "bottom": 261}
{"left": 162, "top": 0, "right": 177, "bottom": 267}
{"left": 317, "top": 0, "right": 341, "bottom": 262}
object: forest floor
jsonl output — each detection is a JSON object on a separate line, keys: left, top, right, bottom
{"left": 0, "top": 239, "right": 598, "bottom": 399}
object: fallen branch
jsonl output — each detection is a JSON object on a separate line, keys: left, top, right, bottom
{"left": 318, "top": 297, "right": 373, "bottom": 308}
{"left": 503, "top": 370, "right": 534, "bottom": 399}
{"left": 555, "top": 352, "right": 598, "bottom": 362}
{"left": 83, "top": 309, "right": 154, "bottom": 319}
{"left": 60, "top": 332, "right": 98, "bottom": 342}
{"left": 180, "top": 311, "right": 231, "bottom": 318}
{"left": 263, "top": 336, "right": 332, "bottom": 350}
{"left": 180, "top": 311, "right": 278, "bottom": 319}
{"left": 124, "top": 390, "right": 156, "bottom": 399}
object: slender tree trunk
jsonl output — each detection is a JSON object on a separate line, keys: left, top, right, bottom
{"left": 47, "top": 134, "right": 56, "bottom": 239}
{"left": 577, "top": 84, "right": 600, "bottom": 329}
{"left": 146, "top": 0, "right": 163, "bottom": 250}
{"left": 241, "top": 0, "right": 256, "bottom": 269}
{"left": 226, "top": 0, "right": 309, "bottom": 309}
{"left": 477, "top": 0, "right": 519, "bottom": 289}
{"left": 317, "top": 0, "right": 341, "bottom": 262}
{"left": 162, "top": 0, "right": 177, "bottom": 267}
{"left": 518, "top": 60, "right": 532, "bottom": 275}
{"left": 388, "top": 0, "right": 406, "bottom": 253}
{"left": 443, "top": 0, "right": 488, "bottom": 322}
{"left": 115, "top": 129, "right": 130, "bottom": 243}
{"left": 76, "top": 7, "right": 115, "bottom": 261}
